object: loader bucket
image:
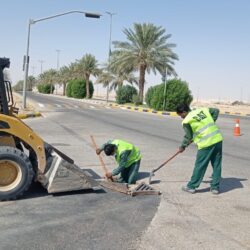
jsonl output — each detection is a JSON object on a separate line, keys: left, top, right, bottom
{"left": 40, "top": 149, "right": 100, "bottom": 194}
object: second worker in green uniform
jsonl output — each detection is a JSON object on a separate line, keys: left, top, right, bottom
{"left": 96, "top": 139, "right": 141, "bottom": 184}
{"left": 176, "top": 103, "right": 223, "bottom": 194}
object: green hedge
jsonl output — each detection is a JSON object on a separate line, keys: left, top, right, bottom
{"left": 37, "top": 83, "right": 54, "bottom": 94}
{"left": 145, "top": 79, "right": 193, "bottom": 111}
{"left": 66, "top": 79, "right": 94, "bottom": 98}
{"left": 116, "top": 85, "right": 138, "bottom": 104}
{"left": 66, "top": 81, "right": 73, "bottom": 97}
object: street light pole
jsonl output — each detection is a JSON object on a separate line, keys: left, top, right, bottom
{"left": 163, "top": 68, "right": 168, "bottom": 111}
{"left": 38, "top": 60, "right": 44, "bottom": 74}
{"left": 22, "top": 19, "right": 32, "bottom": 108}
{"left": 22, "top": 10, "right": 101, "bottom": 108}
{"left": 31, "top": 66, "right": 36, "bottom": 76}
{"left": 56, "top": 49, "right": 61, "bottom": 70}
{"left": 106, "top": 12, "right": 116, "bottom": 103}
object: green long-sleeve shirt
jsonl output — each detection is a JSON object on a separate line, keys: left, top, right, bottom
{"left": 180, "top": 108, "right": 220, "bottom": 149}
{"left": 100, "top": 140, "right": 131, "bottom": 176}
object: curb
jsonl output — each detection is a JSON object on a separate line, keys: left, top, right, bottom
{"left": 16, "top": 112, "right": 42, "bottom": 119}
{"left": 109, "top": 103, "right": 250, "bottom": 118}
{"left": 220, "top": 111, "right": 250, "bottom": 117}
{"left": 108, "top": 103, "right": 178, "bottom": 117}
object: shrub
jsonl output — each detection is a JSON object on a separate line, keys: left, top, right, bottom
{"left": 164, "top": 79, "right": 193, "bottom": 111}
{"left": 66, "top": 81, "right": 73, "bottom": 97}
{"left": 116, "top": 85, "right": 138, "bottom": 104}
{"left": 88, "top": 81, "right": 94, "bottom": 98}
{"left": 132, "top": 94, "right": 141, "bottom": 106}
{"left": 145, "top": 86, "right": 156, "bottom": 108}
{"left": 150, "top": 84, "right": 165, "bottom": 110}
{"left": 145, "top": 79, "right": 193, "bottom": 111}
{"left": 67, "top": 79, "right": 94, "bottom": 99}
{"left": 71, "top": 80, "right": 85, "bottom": 98}
{"left": 37, "top": 83, "right": 54, "bottom": 94}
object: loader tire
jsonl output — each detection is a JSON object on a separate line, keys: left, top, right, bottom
{"left": 0, "top": 146, "right": 34, "bottom": 201}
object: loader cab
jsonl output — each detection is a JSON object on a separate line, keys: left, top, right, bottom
{"left": 0, "top": 57, "right": 17, "bottom": 116}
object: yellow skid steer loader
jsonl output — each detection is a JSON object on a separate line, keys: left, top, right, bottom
{"left": 0, "top": 58, "right": 99, "bottom": 201}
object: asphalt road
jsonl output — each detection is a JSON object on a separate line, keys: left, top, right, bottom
{"left": 1, "top": 92, "right": 249, "bottom": 249}
{"left": 0, "top": 183, "right": 159, "bottom": 250}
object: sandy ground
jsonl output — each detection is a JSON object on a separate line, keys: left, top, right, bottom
{"left": 192, "top": 100, "right": 250, "bottom": 115}
{"left": 13, "top": 92, "right": 35, "bottom": 113}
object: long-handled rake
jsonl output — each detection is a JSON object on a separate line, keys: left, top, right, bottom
{"left": 148, "top": 150, "right": 180, "bottom": 184}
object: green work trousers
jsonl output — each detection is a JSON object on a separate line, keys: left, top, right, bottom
{"left": 117, "top": 160, "right": 141, "bottom": 184}
{"left": 187, "top": 141, "right": 222, "bottom": 190}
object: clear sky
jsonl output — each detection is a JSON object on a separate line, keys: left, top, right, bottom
{"left": 2, "top": 0, "right": 250, "bottom": 102}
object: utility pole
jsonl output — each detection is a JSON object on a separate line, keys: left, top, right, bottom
{"left": 31, "top": 66, "right": 36, "bottom": 76}
{"left": 56, "top": 49, "right": 61, "bottom": 70}
{"left": 163, "top": 68, "right": 168, "bottom": 110}
{"left": 106, "top": 12, "right": 116, "bottom": 103}
{"left": 38, "top": 60, "right": 44, "bottom": 74}
{"left": 196, "top": 87, "right": 200, "bottom": 103}
{"left": 55, "top": 50, "right": 61, "bottom": 95}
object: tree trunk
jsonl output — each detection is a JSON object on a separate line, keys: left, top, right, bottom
{"left": 63, "top": 82, "right": 66, "bottom": 96}
{"left": 138, "top": 64, "right": 146, "bottom": 103}
{"left": 50, "top": 83, "right": 53, "bottom": 94}
{"left": 86, "top": 74, "right": 90, "bottom": 99}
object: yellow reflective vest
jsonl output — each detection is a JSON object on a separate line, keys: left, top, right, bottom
{"left": 182, "top": 108, "right": 223, "bottom": 149}
{"left": 111, "top": 139, "right": 141, "bottom": 168}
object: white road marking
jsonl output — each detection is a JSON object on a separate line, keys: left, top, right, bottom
{"left": 38, "top": 103, "right": 45, "bottom": 108}
{"left": 90, "top": 105, "right": 95, "bottom": 109}
{"left": 55, "top": 104, "right": 62, "bottom": 107}
{"left": 74, "top": 105, "right": 79, "bottom": 108}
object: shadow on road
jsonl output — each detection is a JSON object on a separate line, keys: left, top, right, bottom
{"left": 137, "top": 171, "right": 150, "bottom": 179}
{"left": 22, "top": 181, "right": 106, "bottom": 200}
{"left": 137, "top": 171, "right": 162, "bottom": 184}
{"left": 22, "top": 182, "right": 48, "bottom": 200}
{"left": 220, "top": 177, "right": 248, "bottom": 193}
{"left": 200, "top": 177, "right": 248, "bottom": 193}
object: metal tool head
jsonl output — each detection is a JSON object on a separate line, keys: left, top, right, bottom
{"left": 148, "top": 171, "right": 155, "bottom": 185}
{"left": 40, "top": 150, "right": 99, "bottom": 193}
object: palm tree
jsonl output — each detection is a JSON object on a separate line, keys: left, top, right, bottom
{"left": 75, "top": 54, "right": 100, "bottom": 98}
{"left": 111, "top": 23, "right": 178, "bottom": 103}
{"left": 96, "top": 70, "right": 113, "bottom": 90}
{"left": 57, "top": 66, "right": 72, "bottom": 95}
{"left": 96, "top": 66, "right": 138, "bottom": 91}
{"left": 38, "top": 69, "right": 57, "bottom": 93}
{"left": 27, "top": 76, "right": 36, "bottom": 91}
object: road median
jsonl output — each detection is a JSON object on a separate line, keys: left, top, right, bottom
{"left": 16, "top": 112, "right": 41, "bottom": 119}
{"left": 108, "top": 103, "right": 178, "bottom": 117}
{"left": 109, "top": 103, "right": 250, "bottom": 117}
{"left": 13, "top": 92, "right": 42, "bottom": 119}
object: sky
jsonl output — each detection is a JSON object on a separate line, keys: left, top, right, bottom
{"left": 1, "top": 0, "right": 250, "bottom": 102}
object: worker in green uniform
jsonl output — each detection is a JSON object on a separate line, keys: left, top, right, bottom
{"left": 176, "top": 103, "right": 223, "bottom": 195}
{"left": 96, "top": 139, "right": 141, "bottom": 184}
